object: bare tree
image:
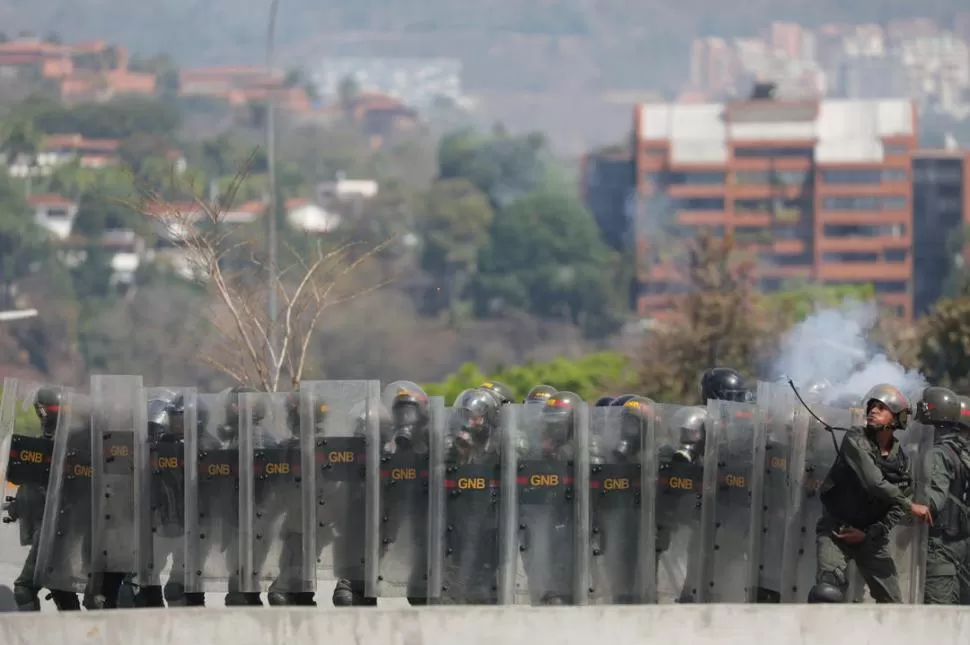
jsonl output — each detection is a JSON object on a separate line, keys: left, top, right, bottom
{"left": 136, "top": 168, "right": 390, "bottom": 391}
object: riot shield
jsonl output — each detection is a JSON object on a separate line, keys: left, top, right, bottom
{"left": 894, "top": 421, "right": 932, "bottom": 604}
{"left": 587, "top": 401, "right": 657, "bottom": 604}
{"left": 35, "top": 389, "right": 93, "bottom": 593}
{"left": 428, "top": 401, "right": 505, "bottom": 604}
{"left": 749, "top": 381, "right": 804, "bottom": 603}
{"left": 300, "top": 380, "right": 380, "bottom": 598}
{"left": 89, "top": 374, "right": 147, "bottom": 586}
{"left": 369, "top": 381, "right": 439, "bottom": 600}
{"left": 238, "top": 391, "right": 305, "bottom": 593}
{"left": 780, "top": 403, "right": 850, "bottom": 602}
{"left": 184, "top": 391, "right": 241, "bottom": 594}
{"left": 655, "top": 403, "right": 706, "bottom": 603}
{"left": 139, "top": 387, "right": 196, "bottom": 594}
{"left": 697, "top": 398, "right": 764, "bottom": 602}
{"left": 504, "top": 395, "right": 590, "bottom": 606}
{"left": 0, "top": 379, "right": 50, "bottom": 574}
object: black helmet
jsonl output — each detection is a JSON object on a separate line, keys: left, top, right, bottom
{"left": 390, "top": 383, "right": 430, "bottom": 449}
{"left": 671, "top": 406, "right": 707, "bottom": 464}
{"left": 700, "top": 368, "right": 750, "bottom": 403}
{"left": 610, "top": 394, "right": 637, "bottom": 407}
{"left": 34, "top": 386, "right": 64, "bottom": 436}
{"left": 147, "top": 397, "right": 173, "bottom": 440}
{"left": 594, "top": 396, "right": 615, "bottom": 407}
{"left": 614, "top": 396, "right": 654, "bottom": 460}
{"left": 171, "top": 392, "right": 207, "bottom": 436}
{"left": 479, "top": 380, "right": 515, "bottom": 406}
{"left": 915, "top": 386, "right": 961, "bottom": 428}
{"left": 539, "top": 391, "right": 583, "bottom": 455}
{"left": 863, "top": 383, "right": 911, "bottom": 430}
{"left": 525, "top": 385, "right": 557, "bottom": 404}
{"left": 451, "top": 388, "right": 500, "bottom": 450}
{"left": 223, "top": 386, "right": 263, "bottom": 423}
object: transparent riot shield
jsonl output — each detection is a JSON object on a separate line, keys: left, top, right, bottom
{"left": 369, "top": 381, "right": 439, "bottom": 600}
{"left": 697, "top": 398, "right": 764, "bottom": 602}
{"left": 300, "top": 380, "right": 380, "bottom": 599}
{"left": 0, "top": 379, "right": 49, "bottom": 574}
{"left": 428, "top": 399, "right": 506, "bottom": 605}
{"left": 138, "top": 387, "right": 196, "bottom": 594}
{"left": 749, "top": 381, "right": 803, "bottom": 603}
{"left": 184, "top": 391, "right": 240, "bottom": 594}
{"left": 35, "top": 389, "right": 93, "bottom": 593}
{"left": 504, "top": 395, "right": 590, "bottom": 606}
{"left": 781, "top": 403, "right": 852, "bottom": 602}
{"left": 892, "top": 420, "right": 932, "bottom": 604}
{"left": 89, "top": 374, "right": 147, "bottom": 587}
{"left": 238, "top": 391, "right": 304, "bottom": 593}
{"left": 655, "top": 403, "right": 706, "bottom": 603}
{"left": 587, "top": 400, "right": 657, "bottom": 604}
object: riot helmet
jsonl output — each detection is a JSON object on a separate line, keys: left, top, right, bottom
{"left": 390, "top": 384, "right": 430, "bottom": 449}
{"left": 914, "top": 386, "right": 961, "bottom": 428}
{"left": 171, "top": 391, "right": 207, "bottom": 438}
{"left": 803, "top": 379, "right": 833, "bottom": 404}
{"left": 610, "top": 394, "right": 637, "bottom": 407}
{"left": 862, "top": 383, "right": 911, "bottom": 431}
{"left": 147, "top": 397, "right": 174, "bottom": 442}
{"left": 700, "top": 368, "right": 751, "bottom": 403}
{"left": 223, "top": 386, "right": 264, "bottom": 424}
{"left": 614, "top": 396, "right": 654, "bottom": 461}
{"left": 671, "top": 406, "right": 707, "bottom": 464}
{"left": 959, "top": 396, "right": 970, "bottom": 432}
{"left": 33, "top": 386, "right": 64, "bottom": 438}
{"left": 479, "top": 380, "right": 515, "bottom": 406}
{"left": 539, "top": 391, "right": 583, "bottom": 457}
{"left": 525, "top": 384, "right": 557, "bottom": 405}
{"left": 451, "top": 388, "right": 500, "bottom": 452}
{"left": 594, "top": 396, "right": 615, "bottom": 407}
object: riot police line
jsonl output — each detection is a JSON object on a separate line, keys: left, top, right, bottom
{"left": 0, "top": 371, "right": 945, "bottom": 611}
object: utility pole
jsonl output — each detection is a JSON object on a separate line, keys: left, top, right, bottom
{"left": 266, "top": 0, "right": 281, "bottom": 380}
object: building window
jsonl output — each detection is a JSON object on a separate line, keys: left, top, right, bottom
{"left": 734, "top": 146, "right": 814, "bottom": 159}
{"left": 822, "top": 252, "right": 880, "bottom": 263}
{"left": 874, "top": 281, "right": 908, "bottom": 294}
{"left": 823, "top": 223, "right": 905, "bottom": 238}
{"left": 773, "top": 255, "right": 809, "bottom": 266}
{"left": 884, "top": 249, "right": 908, "bottom": 262}
{"left": 735, "top": 226, "right": 770, "bottom": 242}
{"left": 819, "top": 168, "right": 907, "bottom": 184}
{"left": 46, "top": 208, "right": 69, "bottom": 220}
{"left": 734, "top": 170, "right": 811, "bottom": 185}
{"left": 823, "top": 196, "right": 907, "bottom": 211}
{"left": 883, "top": 143, "right": 909, "bottom": 156}
{"left": 670, "top": 197, "right": 725, "bottom": 211}
{"left": 735, "top": 198, "right": 771, "bottom": 213}
{"left": 913, "top": 165, "right": 963, "bottom": 183}
{"left": 666, "top": 171, "right": 726, "bottom": 185}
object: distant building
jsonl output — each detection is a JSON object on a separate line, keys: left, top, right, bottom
{"left": 580, "top": 147, "right": 635, "bottom": 253}
{"left": 314, "top": 57, "right": 462, "bottom": 109}
{"left": 912, "top": 148, "right": 970, "bottom": 316}
{"left": 28, "top": 194, "right": 78, "bottom": 239}
{"left": 632, "top": 93, "right": 918, "bottom": 319}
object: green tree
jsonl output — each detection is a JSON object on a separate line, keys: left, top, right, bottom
{"left": 914, "top": 286, "right": 970, "bottom": 391}
{"left": 0, "top": 172, "right": 49, "bottom": 306}
{"left": 0, "top": 116, "right": 41, "bottom": 195}
{"left": 27, "top": 96, "right": 181, "bottom": 139}
{"left": 475, "top": 189, "right": 624, "bottom": 337}
{"left": 424, "top": 352, "right": 635, "bottom": 403}
{"left": 419, "top": 178, "right": 494, "bottom": 323}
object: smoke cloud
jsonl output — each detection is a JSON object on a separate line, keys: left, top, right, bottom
{"left": 772, "top": 300, "right": 927, "bottom": 405}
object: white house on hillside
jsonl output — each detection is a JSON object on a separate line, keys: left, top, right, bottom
{"left": 28, "top": 194, "right": 78, "bottom": 240}
{"left": 286, "top": 198, "right": 341, "bottom": 233}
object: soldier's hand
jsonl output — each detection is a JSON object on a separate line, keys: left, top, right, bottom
{"left": 910, "top": 503, "right": 933, "bottom": 525}
{"left": 833, "top": 527, "right": 866, "bottom": 544}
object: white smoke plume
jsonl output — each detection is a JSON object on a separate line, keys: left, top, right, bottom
{"left": 772, "top": 300, "right": 927, "bottom": 405}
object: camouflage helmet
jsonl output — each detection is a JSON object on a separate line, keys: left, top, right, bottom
{"left": 915, "top": 386, "right": 961, "bottom": 427}
{"left": 863, "top": 383, "right": 911, "bottom": 429}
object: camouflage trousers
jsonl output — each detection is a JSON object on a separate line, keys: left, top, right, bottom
{"left": 924, "top": 536, "right": 970, "bottom": 605}
{"left": 816, "top": 515, "right": 901, "bottom": 603}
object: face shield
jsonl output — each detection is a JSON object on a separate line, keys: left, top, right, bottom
{"left": 392, "top": 400, "right": 423, "bottom": 448}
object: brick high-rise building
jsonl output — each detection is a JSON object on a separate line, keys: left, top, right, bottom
{"left": 632, "top": 91, "right": 918, "bottom": 319}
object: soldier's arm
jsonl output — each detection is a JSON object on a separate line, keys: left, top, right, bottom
{"left": 923, "top": 447, "right": 953, "bottom": 520}
{"left": 840, "top": 430, "right": 909, "bottom": 506}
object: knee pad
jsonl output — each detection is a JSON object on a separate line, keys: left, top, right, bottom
{"left": 82, "top": 592, "right": 104, "bottom": 610}
{"left": 332, "top": 579, "right": 355, "bottom": 607}
{"left": 184, "top": 592, "right": 206, "bottom": 607}
{"left": 135, "top": 586, "right": 165, "bottom": 608}
{"left": 13, "top": 586, "right": 40, "bottom": 611}
{"left": 808, "top": 583, "right": 845, "bottom": 604}
{"left": 407, "top": 596, "right": 427, "bottom": 606}
{"left": 48, "top": 590, "right": 80, "bottom": 611}
{"left": 225, "top": 592, "right": 262, "bottom": 606}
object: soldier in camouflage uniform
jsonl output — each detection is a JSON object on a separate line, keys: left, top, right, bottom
{"left": 916, "top": 387, "right": 970, "bottom": 604}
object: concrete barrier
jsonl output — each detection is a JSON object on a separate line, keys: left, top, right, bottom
{"left": 0, "top": 604, "right": 968, "bottom": 645}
